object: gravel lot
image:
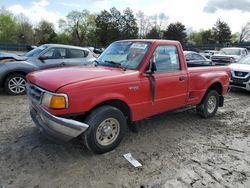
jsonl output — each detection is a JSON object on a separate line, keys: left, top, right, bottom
{"left": 0, "top": 89, "right": 249, "bottom": 188}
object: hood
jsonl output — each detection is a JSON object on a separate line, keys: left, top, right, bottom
{"left": 229, "top": 63, "right": 250, "bottom": 72}
{"left": 0, "top": 52, "right": 27, "bottom": 62}
{"left": 0, "top": 59, "right": 34, "bottom": 67}
{"left": 27, "top": 65, "right": 137, "bottom": 92}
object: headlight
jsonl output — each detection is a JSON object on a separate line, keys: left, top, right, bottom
{"left": 230, "top": 57, "right": 235, "bottom": 63}
{"left": 41, "top": 92, "right": 68, "bottom": 109}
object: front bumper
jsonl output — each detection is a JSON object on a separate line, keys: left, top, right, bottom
{"left": 230, "top": 80, "right": 250, "bottom": 91}
{"left": 230, "top": 71, "right": 250, "bottom": 91}
{"left": 30, "top": 101, "right": 89, "bottom": 142}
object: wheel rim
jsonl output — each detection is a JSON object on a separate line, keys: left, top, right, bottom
{"left": 96, "top": 118, "right": 120, "bottom": 146}
{"left": 207, "top": 95, "right": 217, "bottom": 114}
{"left": 8, "top": 77, "right": 26, "bottom": 94}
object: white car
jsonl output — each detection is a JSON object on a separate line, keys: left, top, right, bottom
{"left": 211, "top": 47, "right": 248, "bottom": 65}
{"left": 229, "top": 55, "right": 250, "bottom": 91}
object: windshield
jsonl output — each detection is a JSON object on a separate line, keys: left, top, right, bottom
{"left": 24, "top": 45, "right": 48, "bottom": 57}
{"left": 238, "top": 55, "right": 250, "bottom": 65}
{"left": 97, "top": 41, "right": 151, "bottom": 70}
{"left": 219, "top": 48, "right": 241, "bottom": 56}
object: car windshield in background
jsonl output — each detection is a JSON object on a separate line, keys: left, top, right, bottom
{"left": 238, "top": 55, "right": 250, "bottom": 64}
{"left": 219, "top": 49, "right": 241, "bottom": 55}
{"left": 24, "top": 45, "right": 48, "bottom": 57}
{"left": 97, "top": 41, "right": 150, "bottom": 70}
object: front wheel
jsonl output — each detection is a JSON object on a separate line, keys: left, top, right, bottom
{"left": 4, "top": 73, "right": 26, "bottom": 95}
{"left": 196, "top": 90, "right": 219, "bottom": 118}
{"left": 82, "top": 105, "right": 126, "bottom": 154}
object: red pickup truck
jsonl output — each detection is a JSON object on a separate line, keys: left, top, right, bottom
{"left": 26, "top": 40, "right": 230, "bottom": 153}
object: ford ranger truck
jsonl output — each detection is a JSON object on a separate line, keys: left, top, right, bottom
{"left": 26, "top": 40, "right": 230, "bottom": 154}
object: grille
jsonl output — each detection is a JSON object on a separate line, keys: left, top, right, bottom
{"left": 212, "top": 57, "right": 231, "bottom": 63}
{"left": 234, "top": 71, "right": 248, "bottom": 77}
{"left": 26, "top": 82, "right": 44, "bottom": 102}
{"left": 232, "top": 77, "right": 250, "bottom": 83}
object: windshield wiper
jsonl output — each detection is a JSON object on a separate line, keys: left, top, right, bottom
{"left": 104, "top": 60, "right": 126, "bottom": 71}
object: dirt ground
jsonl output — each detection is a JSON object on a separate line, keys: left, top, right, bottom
{"left": 0, "top": 89, "right": 249, "bottom": 188}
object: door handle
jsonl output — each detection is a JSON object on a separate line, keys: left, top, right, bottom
{"left": 179, "top": 76, "right": 186, "bottom": 81}
{"left": 60, "top": 62, "right": 66, "bottom": 66}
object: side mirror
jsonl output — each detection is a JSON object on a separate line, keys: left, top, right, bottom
{"left": 39, "top": 55, "right": 48, "bottom": 61}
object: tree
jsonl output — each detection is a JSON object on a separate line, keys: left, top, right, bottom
{"left": 163, "top": 22, "right": 187, "bottom": 44}
{"left": 59, "top": 10, "right": 96, "bottom": 46}
{"left": 121, "top": 8, "right": 138, "bottom": 39}
{"left": 239, "top": 21, "right": 250, "bottom": 42}
{"left": 136, "top": 11, "right": 168, "bottom": 38}
{"left": 96, "top": 7, "right": 138, "bottom": 46}
{"left": 34, "top": 20, "right": 56, "bottom": 44}
{"left": 136, "top": 11, "right": 151, "bottom": 38}
{"left": 15, "top": 14, "right": 33, "bottom": 44}
{"left": 200, "top": 29, "right": 214, "bottom": 44}
{"left": 146, "top": 27, "right": 160, "bottom": 39}
{"left": 0, "top": 8, "right": 17, "bottom": 42}
{"left": 212, "top": 19, "right": 231, "bottom": 44}
{"left": 187, "top": 31, "right": 202, "bottom": 44}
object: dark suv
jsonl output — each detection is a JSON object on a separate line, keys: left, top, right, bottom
{"left": 0, "top": 44, "right": 96, "bottom": 95}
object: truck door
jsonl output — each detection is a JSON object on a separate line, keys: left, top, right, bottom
{"left": 142, "top": 45, "right": 189, "bottom": 116}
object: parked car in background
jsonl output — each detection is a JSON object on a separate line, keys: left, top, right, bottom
{"left": 229, "top": 55, "right": 250, "bottom": 91}
{"left": 211, "top": 47, "right": 248, "bottom": 65}
{"left": 184, "top": 51, "right": 213, "bottom": 67}
{"left": 86, "top": 46, "right": 105, "bottom": 57}
{"left": 0, "top": 44, "right": 96, "bottom": 95}
{"left": 201, "top": 50, "right": 219, "bottom": 59}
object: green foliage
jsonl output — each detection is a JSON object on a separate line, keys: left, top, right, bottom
{"left": 0, "top": 7, "right": 240, "bottom": 48}
{"left": 35, "top": 20, "right": 56, "bottom": 44}
{"left": 15, "top": 14, "right": 33, "bottom": 44}
{"left": 0, "top": 8, "right": 17, "bottom": 42}
{"left": 163, "top": 22, "right": 187, "bottom": 44}
{"left": 146, "top": 27, "right": 161, "bottom": 39}
{"left": 59, "top": 10, "right": 97, "bottom": 46}
{"left": 188, "top": 29, "right": 214, "bottom": 44}
{"left": 95, "top": 10, "right": 112, "bottom": 46}
{"left": 239, "top": 22, "right": 250, "bottom": 42}
{"left": 121, "top": 8, "right": 138, "bottom": 39}
{"left": 52, "top": 33, "right": 71, "bottom": 44}
{"left": 212, "top": 19, "right": 232, "bottom": 44}
{"left": 96, "top": 7, "right": 138, "bottom": 46}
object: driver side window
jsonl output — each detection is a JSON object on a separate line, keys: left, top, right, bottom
{"left": 152, "top": 45, "right": 180, "bottom": 72}
{"left": 42, "top": 48, "right": 65, "bottom": 59}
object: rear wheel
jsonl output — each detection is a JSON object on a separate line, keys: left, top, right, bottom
{"left": 196, "top": 90, "right": 219, "bottom": 118}
{"left": 82, "top": 105, "right": 126, "bottom": 154}
{"left": 4, "top": 73, "right": 26, "bottom": 95}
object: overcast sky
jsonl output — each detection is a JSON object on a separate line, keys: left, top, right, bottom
{"left": 1, "top": 0, "right": 250, "bottom": 33}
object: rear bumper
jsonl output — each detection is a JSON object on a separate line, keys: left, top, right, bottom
{"left": 30, "top": 101, "right": 89, "bottom": 142}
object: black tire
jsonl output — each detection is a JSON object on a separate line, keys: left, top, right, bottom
{"left": 82, "top": 105, "right": 126, "bottom": 154}
{"left": 4, "top": 73, "right": 26, "bottom": 95}
{"left": 196, "top": 90, "right": 219, "bottom": 118}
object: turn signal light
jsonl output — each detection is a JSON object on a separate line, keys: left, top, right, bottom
{"left": 50, "top": 96, "right": 67, "bottom": 109}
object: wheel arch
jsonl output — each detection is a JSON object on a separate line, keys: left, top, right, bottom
{"left": 89, "top": 99, "right": 132, "bottom": 122}
{"left": 201, "top": 81, "right": 224, "bottom": 107}
{"left": 1, "top": 71, "right": 28, "bottom": 87}
{"left": 207, "top": 81, "right": 223, "bottom": 95}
